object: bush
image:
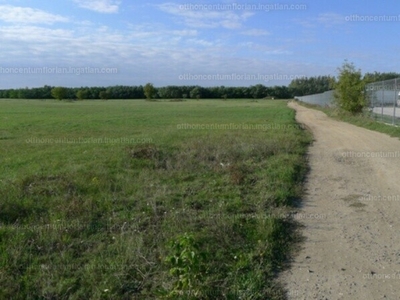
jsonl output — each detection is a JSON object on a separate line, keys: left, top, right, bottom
{"left": 334, "top": 61, "right": 365, "bottom": 114}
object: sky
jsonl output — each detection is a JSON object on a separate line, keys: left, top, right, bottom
{"left": 0, "top": 0, "right": 399, "bottom": 88}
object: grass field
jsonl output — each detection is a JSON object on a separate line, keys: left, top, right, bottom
{"left": 0, "top": 99, "right": 311, "bottom": 299}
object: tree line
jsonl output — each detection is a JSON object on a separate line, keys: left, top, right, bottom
{"left": 1, "top": 71, "right": 399, "bottom": 100}
{"left": 0, "top": 84, "right": 295, "bottom": 100}
{"left": 288, "top": 72, "right": 400, "bottom": 97}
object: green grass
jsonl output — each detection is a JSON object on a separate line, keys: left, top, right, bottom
{"left": 0, "top": 99, "right": 311, "bottom": 299}
{"left": 294, "top": 100, "right": 400, "bottom": 139}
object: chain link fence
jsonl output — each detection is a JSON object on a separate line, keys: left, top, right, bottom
{"left": 365, "top": 78, "right": 400, "bottom": 126}
{"left": 295, "top": 78, "right": 400, "bottom": 126}
{"left": 294, "top": 90, "right": 335, "bottom": 107}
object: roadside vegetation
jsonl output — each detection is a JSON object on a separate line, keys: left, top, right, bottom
{"left": 293, "top": 61, "right": 400, "bottom": 138}
{"left": 295, "top": 101, "right": 400, "bottom": 139}
{"left": 0, "top": 99, "right": 311, "bottom": 299}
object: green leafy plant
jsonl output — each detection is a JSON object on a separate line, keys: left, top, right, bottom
{"left": 165, "top": 233, "right": 206, "bottom": 299}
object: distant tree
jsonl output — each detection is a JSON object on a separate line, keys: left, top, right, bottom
{"left": 18, "top": 88, "right": 29, "bottom": 99}
{"left": 9, "top": 89, "right": 19, "bottom": 99}
{"left": 158, "top": 86, "right": 182, "bottom": 99}
{"left": 241, "top": 87, "right": 250, "bottom": 98}
{"left": 76, "top": 89, "right": 88, "bottom": 100}
{"left": 157, "top": 87, "right": 168, "bottom": 99}
{"left": 99, "top": 90, "right": 110, "bottom": 100}
{"left": 144, "top": 83, "right": 156, "bottom": 100}
{"left": 41, "top": 85, "right": 53, "bottom": 99}
{"left": 227, "top": 86, "right": 240, "bottom": 98}
{"left": 363, "top": 72, "right": 400, "bottom": 84}
{"left": 216, "top": 86, "right": 226, "bottom": 98}
{"left": 269, "top": 85, "right": 292, "bottom": 99}
{"left": 0, "top": 90, "right": 9, "bottom": 98}
{"left": 289, "top": 75, "right": 335, "bottom": 97}
{"left": 250, "top": 84, "right": 266, "bottom": 99}
{"left": 334, "top": 61, "right": 365, "bottom": 114}
{"left": 51, "top": 87, "right": 67, "bottom": 100}
{"left": 190, "top": 87, "right": 201, "bottom": 100}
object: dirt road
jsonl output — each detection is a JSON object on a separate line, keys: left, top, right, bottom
{"left": 281, "top": 102, "right": 400, "bottom": 300}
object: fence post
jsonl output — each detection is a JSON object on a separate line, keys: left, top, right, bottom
{"left": 381, "top": 81, "right": 384, "bottom": 122}
{"left": 394, "top": 78, "right": 397, "bottom": 125}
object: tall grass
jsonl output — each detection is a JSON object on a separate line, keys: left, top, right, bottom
{"left": 0, "top": 99, "right": 311, "bottom": 299}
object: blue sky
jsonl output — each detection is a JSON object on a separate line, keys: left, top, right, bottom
{"left": 0, "top": 0, "right": 399, "bottom": 88}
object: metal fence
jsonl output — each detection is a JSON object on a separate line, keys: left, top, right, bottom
{"left": 295, "top": 78, "right": 400, "bottom": 126}
{"left": 365, "top": 78, "right": 400, "bottom": 126}
{"left": 294, "top": 90, "right": 335, "bottom": 107}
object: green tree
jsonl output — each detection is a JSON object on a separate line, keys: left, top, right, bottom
{"left": 51, "top": 87, "right": 67, "bottom": 101}
{"left": 363, "top": 72, "right": 400, "bottom": 84}
{"left": 76, "top": 89, "right": 88, "bottom": 100}
{"left": 190, "top": 87, "right": 201, "bottom": 100}
{"left": 99, "top": 90, "right": 109, "bottom": 100}
{"left": 9, "top": 89, "right": 18, "bottom": 99}
{"left": 18, "top": 88, "right": 29, "bottom": 99}
{"left": 144, "top": 83, "right": 156, "bottom": 100}
{"left": 289, "top": 75, "right": 335, "bottom": 97}
{"left": 158, "top": 86, "right": 182, "bottom": 99}
{"left": 334, "top": 61, "right": 365, "bottom": 114}
{"left": 0, "top": 90, "right": 9, "bottom": 98}
{"left": 250, "top": 84, "right": 266, "bottom": 99}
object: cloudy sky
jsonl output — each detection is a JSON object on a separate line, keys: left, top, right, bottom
{"left": 0, "top": 0, "right": 399, "bottom": 88}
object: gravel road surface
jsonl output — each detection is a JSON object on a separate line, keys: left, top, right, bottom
{"left": 281, "top": 102, "right": 400, "bottom": 300}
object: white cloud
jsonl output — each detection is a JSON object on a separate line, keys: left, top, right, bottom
{"left": 241, "top": 29, "right": 270, "bottom": 36}
{"left": 186, "top": 38, "right": 213, "bottom": 47}
{"left": 73, "top": 0, "right": 121, "bottom": 14}
{"left": 317, "top": 13, "right": 346, "bottom": 26}
{"left": 0, "top": 22, "right": 200, "bottom": 67}
{"left": 157, "top": 3, "right": 253, "bottom": 29}
{"left": 296, "top": 13, "right": 346, "bottom": 28}
{"left": 126, "top": 24, "right": 198, "bottom": 40}
{"left": 0, "top": 5, "right": 69, "bottom": 24}
{"left": 171, "top": 29, "right": 198, "bottom": 37}
{"left": 0, "top": 5, "right": 308, "bottom": 88}
{"left": 239, "top": 42, "right": 292, "bottom": 55}
{"left": 0, "top": 25, "right": 73, "bottom": 42}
